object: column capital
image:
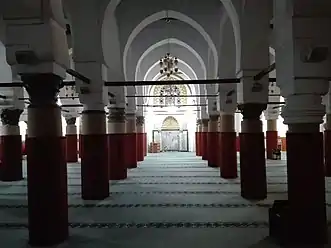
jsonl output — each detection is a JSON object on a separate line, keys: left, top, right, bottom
{"left": 22, "top": 74, "right": 62, "bottom": 106}
{"left": 264, "top": 107, "right": 280, "bottom": 121}
{"left": 238, "top": 103, "right": 266, "bottom": 120}
{"left": 136, "top": 116, "right": 145, "bottom": 126}
{"left": 196, "top": 119, "right": 202, "bottom": 126}
{"left": 65, "top": 117, "right": 76, "bottom": 126}
{"left": 108, "top": 108, "right": 125, "bottom": 123}
{"left": 281, "top": 94, "right": 325, "bottom": 125}
{"left": 0, "top": 108, "right": 23, "bottom": 126}
{"left": 201, "top": 119, "right": 209, "bottom": 126}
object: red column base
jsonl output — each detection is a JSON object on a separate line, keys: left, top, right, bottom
{"left": 207, "top": 132, "right": 219, "bottom": 167}
{"left": 26, "top": 137, "right": 68, "bottom": 246}
{"left": 324, "top": 130, "right": 331, "bottom": 177}
{"left": 220, "top": 132, "right": 237, "bottom": 179}
{"left": 80, "top": 134, "right": 109, "bottom": 200}
{"left": 78, "top": 134, "right": 82, "bottom": 158}
{"left": 137, "top": 133, "right": 144, "bottom": 161}
{"left": 239, "top": 132, "right": 267, "bottom": 200}
{"left": 66, "top": 134, "right": 78, "bottom": 163}
{"left": 201, "top": 132, "right": 208, "bottom": 160}
{"left": 198, "top": 132, "right": 202, "bottom": 156}
{"left": 143, "top": 133, "right": 147, "bottom": 156}
{"left": 0, "top": 135, "right": 23, "bottom": 181}
{"left": 266, "top": 131, "right": 278, "bottom": 159}
{"left": 195, "top": 132, "right": 200, "bottom": 156}
{"left": 109, "top": 134, "right": 127, "bottom": 180}
{"left": 287, "top": 132, "right": 327, "bottom": 245}
{"left": 125, "top": 133, "right": 137, "bottom": 169}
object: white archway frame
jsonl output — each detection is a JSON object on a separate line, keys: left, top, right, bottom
{"left": 136, "top": 38, "right": 206, "bottom": 81}
{"left": 124, "top": 10, "right": 218, "bottom": 80}
{"left": 102, "top": 0, "right": 240, "bottom": 81}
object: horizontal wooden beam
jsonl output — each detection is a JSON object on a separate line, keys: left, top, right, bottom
{"left": 0, "top": 77, "right": 278, "bottom": 88}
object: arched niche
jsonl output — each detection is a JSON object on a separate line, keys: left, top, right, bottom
{"left": 161, "top": 116, "right": 180, "bottom": 130}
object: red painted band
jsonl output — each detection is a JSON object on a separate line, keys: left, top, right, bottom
{"left": 219, "top": 132, "right": 237, "bottom": 179}
{"left": 239, "top": 132, "right": 267, "bottom": 200}
{"left": 0, "top": 135, "right": 23, "bottom": 181}
{"left": 324, "top": 130, "right": 331, "bottom": 177}
{"left": 78, "top": 134, "right": 82, "bottom": 158}
{"left": 266, "top": 131, "right": 278, "bottom": 159}
{"left": 195, "top": 132, "right": 199, "bottom": 156}
{"left": 136, "top": 133, "right": 144, "bottom": 161}
{"left": 108, "top": 134, "right": 127, "bottom": 180}
{"left": 201, "top": 132, "right": 208, "bottom": 160}
{"left": 80, "top": 134, "right": 109, "bottom": 200}
{"left": 125, "top": 133, "right": 137, "bottom": 169}
{"left": 66, "top": 134, "right": 78, "bottom": 163}
{"left": 26, "top": 136, "right": 68, "bottom": 246}
{"left": 207, "top": 132, "right": 219, "bottom": 167}
{"left": 287, "top": 132, "right": 327, "bottom": 244}
{"left": 143, "top": 133, "right": 147, "bottom": 156}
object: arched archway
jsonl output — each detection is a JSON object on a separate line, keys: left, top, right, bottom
{"left": 102, "top": 0, "right": 241, "bottom": 79}
{"left": 122, "top": 10, "right": 218, "bottom": 80}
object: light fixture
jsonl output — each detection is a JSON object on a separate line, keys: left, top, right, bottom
{"left": 159, "top": 53, "right": 179, "bottom": 77}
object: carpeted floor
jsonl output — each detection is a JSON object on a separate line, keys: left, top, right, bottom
{"left": 0, "top": 152, "right": 330, "bottom": 247}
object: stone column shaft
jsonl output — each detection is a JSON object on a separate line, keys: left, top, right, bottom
{"left": 195, "top": 119, "right": 202, "bottom": 156}
{"left": 207, "top": 115, "right": 219, "bottom": 168}
{"left": 219, "top": 114, "right": 237, "bottom": 179}
{"left": 266, "top": 119, "right": 278, "bottom": 159}
{"left": 136, "top": 116, "right": 145, "bottom": 161}
{"left": 65, "top": 117, "right": 78, "bottom": 163}
{"left": 0, "top": 109, "right": 23, "bottom": 181}
{"left": 126, "top": 113, "right": 137, "bottom": 169}
{"left": 23, "top": 74, "right": 68, "bottom": 246}
{"left": 107, "top": 108, "right": 127, "bottom": 180}
{"left": 286, "top": 123, "right": 327, "bottom": 244}
{"left": 325, "top": 114, "right": 331, "bottom": 176}
{"left": 80, "top": 109, "right": 109, "bottom": 200}
{"left": 201, "top": 119, "right": 209, "bottom": 161}
{"left": 239, "top": 103, "right": 267, "bottom": 200}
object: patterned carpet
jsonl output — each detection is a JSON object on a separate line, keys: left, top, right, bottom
{"left": 0, "top": 152, "right": 330, "bottom": 247}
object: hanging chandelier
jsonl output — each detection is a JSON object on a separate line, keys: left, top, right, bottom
{"left": 159, "top": 53, "right": 179, "bottom": 77}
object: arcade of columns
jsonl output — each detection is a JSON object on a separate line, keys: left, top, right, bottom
{"left": 0, "top": 0, "right": 330, "bottom": 246}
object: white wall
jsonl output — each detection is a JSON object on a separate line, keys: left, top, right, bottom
{"left": 145, "top": 107, "right": 197, "bottom": 152}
